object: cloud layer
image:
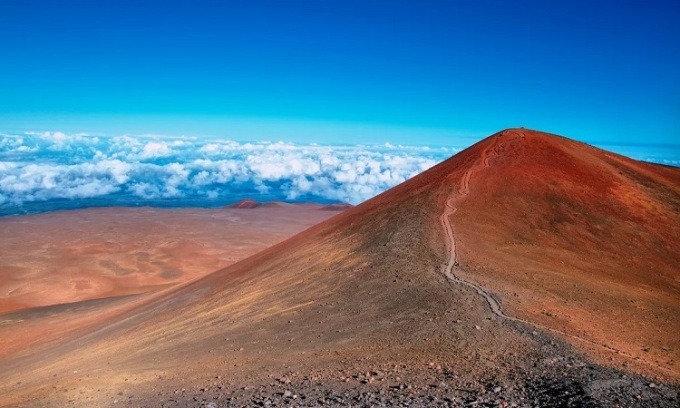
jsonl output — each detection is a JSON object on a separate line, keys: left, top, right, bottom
{"left": 0, "top": 132, "right": 455, "bottom": 216}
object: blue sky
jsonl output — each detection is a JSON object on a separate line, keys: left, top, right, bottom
{"left": 1, "top": 0, "right": 678, "bottom": 145}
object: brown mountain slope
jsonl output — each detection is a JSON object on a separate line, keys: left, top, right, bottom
{"left": 1, "top": 152, "right": 543, "bottom": 406}
{"left": 1, "top": 128, "right": 678, "bottom": 407}
{"left": 448, "top": 129, "right": 680, "bottom": 377}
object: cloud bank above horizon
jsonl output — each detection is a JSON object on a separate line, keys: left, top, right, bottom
{"left": 0, "top": 131, "right": 454, "bottom": 216}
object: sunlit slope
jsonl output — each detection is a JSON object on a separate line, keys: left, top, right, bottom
{"left": 450, "top": 129, "right": 680, "bottom": 378}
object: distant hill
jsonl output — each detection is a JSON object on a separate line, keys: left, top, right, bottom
{"left": 227, "top": 199, "right": 352, "bottom": 210}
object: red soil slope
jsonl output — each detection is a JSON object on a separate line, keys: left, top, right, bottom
{"left": 449, "top": 129, "right": 680, "bottom": 378}
{"left": 226, "top": 199, "right": 263, "bottom": 208}
{"left": 1, "top": 128, "right": 678, "bottom": 406}
{"left": 0, "top": 205, "right": 339, "bottom": 314}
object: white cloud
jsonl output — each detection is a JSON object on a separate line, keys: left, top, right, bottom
{"left": 140, "top": 141, "right": 172, "bottom": 159}
{"left": 39, "top": 131, "right": 68, "bottom": 142}
{"left": 128, "top": 182, "right": 161, "bottom": 199}
{"left": 0, "top": 131, "right": 457, "bottom": 214}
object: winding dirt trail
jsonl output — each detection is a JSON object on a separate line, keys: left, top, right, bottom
{"left": 439, "top": 134, "right": 672, "bottom": 374}
{"left": 440, "top": 197, "right": 504, "bottom": 317}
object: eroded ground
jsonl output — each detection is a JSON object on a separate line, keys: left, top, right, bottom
{"left": 0, "top": 204, "right": 341, "bottom": 314}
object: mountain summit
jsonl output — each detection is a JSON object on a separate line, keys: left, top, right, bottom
{"left": 439, "top": 129, "right": 680, "bottom": 378}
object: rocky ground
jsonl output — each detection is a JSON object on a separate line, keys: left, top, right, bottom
{"left": 139, "top": 360, "right": 679, "bottom": 408}
{"left": 155, "top": 374, "right": 677, "bottom": 408}
{"left": 90, "top": 325, "right": 678, "bottom": 408}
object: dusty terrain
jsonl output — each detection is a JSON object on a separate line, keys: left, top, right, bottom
{"left": 0, "top": 204, "right": 341, "bottom": 314}
{"left": 0, "top": 129, "right": 678, "bottom": 407}
{"left": 448, "top": 129, "right": 680, "bottom": 380}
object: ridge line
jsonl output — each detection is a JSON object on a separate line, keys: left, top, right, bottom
{"left": 439, "top": 133, "right": 671, "bottom": 374}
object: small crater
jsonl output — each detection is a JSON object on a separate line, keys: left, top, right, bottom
{"left": 135, "top": 252, "right": 151, "bottom": 262}
{"left": 159, "top": 268, "right": 184, "bottom": 280}
{"left": 99, "top": 260, "right": 135, "bottom": 276}
{"left": 74, "top": 280, "right": 92, "bottom": 291}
